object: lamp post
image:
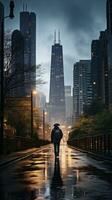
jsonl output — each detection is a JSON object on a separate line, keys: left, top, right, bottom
{"left": 31, "top": 90, "right": 37, "bottom": 138}
{"left": 43, "top": 110, "right": 47, "bottom": 141}
{"left": 0, "top": 1, "right": 15, "bottom": 154}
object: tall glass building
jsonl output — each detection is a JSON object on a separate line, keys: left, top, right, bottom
{"left": 11, "top": 30, "right": 25, "bottom": 97}
{"left": 73, "top": 60, "right": 92, "bottom": 120}
{"left": 49, "top": 33, "right": 65, "bottom": 124}
{"left": 20, "top": 10, "right": 36, "bottom": 96}
{"left": 107, "top": 0, "right": 112, "bottom": 34}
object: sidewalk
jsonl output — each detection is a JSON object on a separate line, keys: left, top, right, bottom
{"left": 68, "top": 145, "right": 112, "bottom": 163}
{"left": 0, "top": 147, "right": 39, "bottom": 167}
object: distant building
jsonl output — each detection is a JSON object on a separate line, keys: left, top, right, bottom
{"left": 11, "top": 30, "right": 25, "bottom": 97}
{"left": 91, "top": 40, "right": 101, "bottom": 101}
{"left": 45, "top": 102, "right": 51, "bottom": 123}
{"left": 39, "top": 93, "right": 46, "bottom": 109}
{"left": 49, "top": 32, "right": 65, "bottom": 124}
{"left": 73, "top": 60, "right": 92, "bottom": 120}
{"left": 99, "top": 31, "right": 108, "bottom": 106}
{"left": 91, "top": 31, "right": 109, "bottom": 106}
{"left": 65, "top": 86, "right": 73, "bottom": 125}
{"left": 36, "top": 92, "right": 46, "bottom": 109}
{"left": 20, "top": 10, "right": 36, "bottom": 96}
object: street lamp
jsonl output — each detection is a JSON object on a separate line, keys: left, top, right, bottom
{"left": 43, "top": 110, "right": 47, "bottom": 141}
{"left": 31, "top": 90, "right": 37, "bottom": 138}
{"left": 0, "top": 1, "right": 15, "bottom": 154}
{"left": 9, "top": 1, "right": 15, "bottom": 19}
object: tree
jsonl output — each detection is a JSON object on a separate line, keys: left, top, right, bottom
{"left": 3, "top": 30, "right": 45, "bottom": 138}
{"left": 3, "top": 30, "right": 45, "bottom": 97}
{"left": 5, "top": 97, "right": 41, "bottom": 137}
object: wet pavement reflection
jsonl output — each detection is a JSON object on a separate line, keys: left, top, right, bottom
{"left": 0, "top": 144, "right": 112, "bottom": 200}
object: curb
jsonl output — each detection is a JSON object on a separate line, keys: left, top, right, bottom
{"left": 68, "top": 145, "right": 112, "bottom": 163}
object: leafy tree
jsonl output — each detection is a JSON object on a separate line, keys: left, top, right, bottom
{"left": 5, "top": 98, "right": 41, "bottom": 137}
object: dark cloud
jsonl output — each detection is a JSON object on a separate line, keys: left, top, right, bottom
{"left": 1, "top": 0, "right": 106, "bottom": 99}
{"left": 29, "top": 0, "right": 106, "bottom": 57}
{"left": 2, "top": 0, "right": 106, "bottom": 41}
{"left": 31, "top": 0, "right": 106, "bottom": 32}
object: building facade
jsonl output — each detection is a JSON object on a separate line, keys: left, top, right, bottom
{"left": 91, "top": 40, "right": 101, "bottom": 101}
{"left": 65, "top": 86, "right": 73, "bottom": 125}
{"left": 91, "top": 31, "right": 109, "bottom": 106}
{"left": 107, "top": 0, "right": 112, "bottom": 34}
{"left": 73, "top": 60, "right": 92, "bottom": 120}
{"left": 99, "top": 31, "right": 109, "bottom": 106}
{"left": 20, "top": 11, "right": 36, "bottom": 96}
{"left": 49, "top": 34, "right": 65, "bottom": 124}
{"left": 11, "top": 30, "right": 25, "bottom": 97}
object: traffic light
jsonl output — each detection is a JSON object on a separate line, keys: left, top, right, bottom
{"left": 9, "top": 0, "right": 15, "bottom": 19}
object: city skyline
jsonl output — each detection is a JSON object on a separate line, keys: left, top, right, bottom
{"left": 0, "top": 2, "right": 112, "bottom": 199}
{"left": 1, "top": 0, "right": 106, "bottom": 100}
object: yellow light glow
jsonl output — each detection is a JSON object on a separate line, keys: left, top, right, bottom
{"left": 44, "top": 112, "right": 47, "bottom": 116}
{"left": 68, "top": 126, "right": 72, "bottom": 129}
{"left": 61, "top": 125, "right": 65, "bottom": 128}
{"left": 32, "top": 90, "right": 37, "bottom": 95}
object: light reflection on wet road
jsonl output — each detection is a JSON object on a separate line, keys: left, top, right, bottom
{"left": 0, "top": 144, "right": 112, "bottom": 200}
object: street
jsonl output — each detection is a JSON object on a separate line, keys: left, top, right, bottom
{"left": 0, "top": 144, "right": 112, "bottom": 200}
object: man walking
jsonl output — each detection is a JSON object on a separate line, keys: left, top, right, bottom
{"left": 51, "top": 123, "right": 63, "bottom": 157}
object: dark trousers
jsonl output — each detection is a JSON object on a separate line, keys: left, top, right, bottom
{"left": 54, "top": 142, "right": 60, "bottom": 156}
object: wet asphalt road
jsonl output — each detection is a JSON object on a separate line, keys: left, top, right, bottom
{"left": 0, "top": 144, "right": 112, "bottom": 200}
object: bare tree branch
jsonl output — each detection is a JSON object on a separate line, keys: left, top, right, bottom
{"left": 3, "top": 30, "right": 46, "bottom": 97}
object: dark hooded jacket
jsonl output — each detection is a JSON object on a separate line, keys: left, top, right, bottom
{"left": 51, "top": 127, "right": 63, "bottom": 144}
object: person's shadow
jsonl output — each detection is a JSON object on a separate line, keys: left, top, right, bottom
{"left": 50, "top": 157, "right": 65, "bottom": 200}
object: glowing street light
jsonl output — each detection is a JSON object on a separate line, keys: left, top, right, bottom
{"left": 43, "top": 110, "right": 47, "bottom": 141}
{"left": 31, "top": 90, "right": 37, "bottom": 138}
{"left": 68, "top": 126, "right": 72, "bottom": 129}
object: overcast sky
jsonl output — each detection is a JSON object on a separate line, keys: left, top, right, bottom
{"left": 2, "top": 0, "right": 106, "bottom": 101}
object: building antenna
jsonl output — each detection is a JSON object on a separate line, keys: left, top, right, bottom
{"left": 23, "top": 3, "right": 24, "bottom": 11}
{"left": 54, "top": 30, "right": 56, "bottom": 44}
{"left": 26, "top": 4, "right": 27, "bottom": 11}
{"left": 58, "top": 30, "right": 61, "bottom": 44}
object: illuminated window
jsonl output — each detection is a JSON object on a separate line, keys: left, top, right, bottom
{"left": 93, "top": 81, "right": 96, "bottom": 85}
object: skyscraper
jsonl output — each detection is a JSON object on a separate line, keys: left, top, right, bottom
{"left": 107, "top": 0, "right": 112, "bottom": 34}
{"left": 11, "top": 30, "right": 25, "bottom": 97}
{"left": 73, "top": 60, "right": 92, "bottom": 120}
{"left": 99, "top": 31, "right": 108, "bottom": 106}
{"left": 49, "top": 32, "right": 65, "bottom": 124}
{"left": 91, "top": 30, "right": 109, "bottom": 106}
{"left": 65, "top": 86, "right": 73, "bottom": 125}
{"left": 20, "top": 10, "right": 36, "bottom": 96}
{"left": 91, "top": 40, "right": 102, "bottom": 101}
{"left": 73, "top": 62, "right": 80, "bottom": 120}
